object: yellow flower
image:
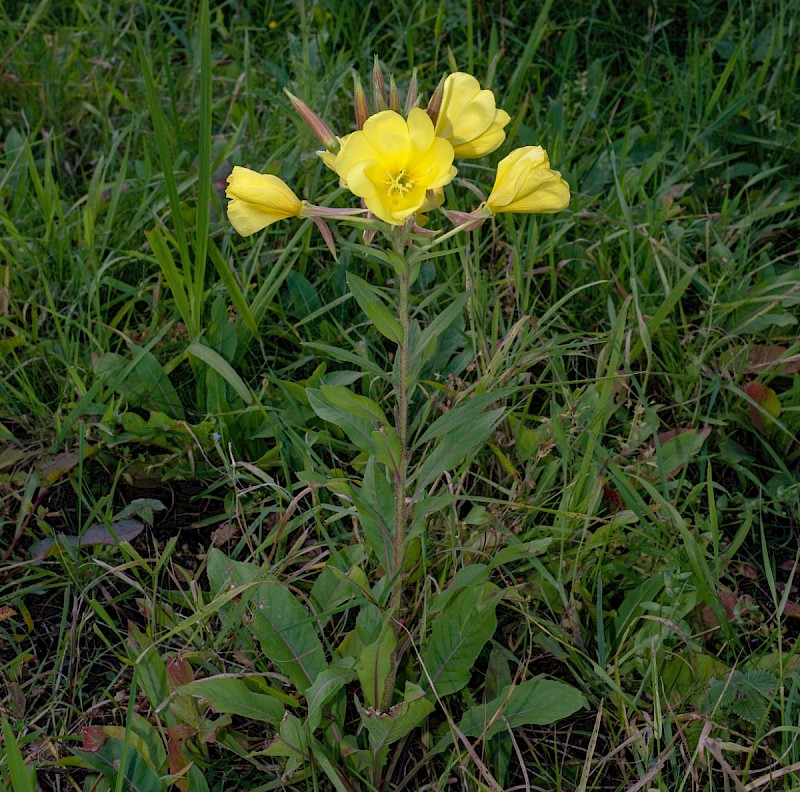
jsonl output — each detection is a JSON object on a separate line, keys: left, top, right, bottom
{"left": 434, "top": 72, "right": 510, "bottom": 158}
{"left": 334, "top": 108, "right": 456, "bottom": 225}
{"left": 225, "top": 167, "right": 303, "bottom": 236}
{"left": 485, "top": 146, "right": 570, "bottom": 214}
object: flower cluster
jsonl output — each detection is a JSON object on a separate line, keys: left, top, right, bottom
{"left": 225, "top": 64, "right": 570, "bottom": 239}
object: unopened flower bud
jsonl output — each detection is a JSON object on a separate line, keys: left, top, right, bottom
{"left": 353, "top": 72, "right": 371, "bottom": 130}
{"left": 388, "top": 74, "right": 400, "bottom": 113}
{"left": 403, "top": 69, "right": 419, "bottom": 115}
{"left": 284, "top": 89, "right": 338, "bottom": 152}
{"left": 372, "top": 56, "right": 387, "bottom": 111}
{"left": 426, "top": 75, "right": 445, "bottom": 125}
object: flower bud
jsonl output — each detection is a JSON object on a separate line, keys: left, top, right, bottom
{"left": 372, "top": 56, "right": 387, "bottom": 111}
{"left": 403, "top": 68, "right": 419, "bottom": 115}
{"left": 225, "top": 167, "right": 303, "bottom": 236}
{"left": 388, "top": 73, "right": 400, "bottom": 113}
{"left": 284, "top": 89, "right": 338, "bottom": 152}
{"left": 485, "top": 146, "right": 570, "bottom": 214}
{"left": 353, "top": 72, "right": 371, "bottom": 130}
{"left": 434, "top": 72, "right": 510, "bottom": 158}
{"left": 426, "top": 75, "right": 445, "bottom": 125}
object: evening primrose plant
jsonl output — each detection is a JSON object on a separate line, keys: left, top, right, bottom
{"left": 215, "top": 63, "right": 579, "bottom": 786}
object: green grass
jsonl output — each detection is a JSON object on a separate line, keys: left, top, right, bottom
{"left": 2, "top": 0, "right": 800, "bottom": 789}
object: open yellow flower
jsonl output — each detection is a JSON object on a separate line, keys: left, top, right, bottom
{"left": 334, "top": 108, "right": 456, "bottom": 225}
{"left": 434, "top": 72, "right": 510, "bottom": 158}
{"left": 485, "top": 146, "right": 570, "bottom": 214}
{"left": 225, "top": 166, "right": 303, "bottom": 236}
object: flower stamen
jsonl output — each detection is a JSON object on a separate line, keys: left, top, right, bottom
{"left": 387, "top": 170, "right": 414, "bottom": 196}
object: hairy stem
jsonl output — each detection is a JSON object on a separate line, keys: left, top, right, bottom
{"left": 383, "top": 234, "right": 412, "bottom": 711}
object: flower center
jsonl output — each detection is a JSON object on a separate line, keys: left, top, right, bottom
{"left": 386, "top": 170, "right": 414, "bottom": 196}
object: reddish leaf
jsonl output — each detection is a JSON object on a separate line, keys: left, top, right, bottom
{"left": 782, "top": 601, "right": 800, "bottom": 619}
{"left": 166, "top": 654, "right": 194, "bottom": 689}
{"left": 743, "top": 382, "right": 781, "bottom": 434}
{"left": 82, "top": 726, "right": 107, "bottom": 751}
{"left": 746, "top": 345, "right": 800, "bottom": 375}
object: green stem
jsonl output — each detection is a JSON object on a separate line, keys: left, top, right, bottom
{"left": 391, "top": 257, "right": 411, "bottom": 611}
{"left": 382, "top": 233, "right": 412, "bottom": 712}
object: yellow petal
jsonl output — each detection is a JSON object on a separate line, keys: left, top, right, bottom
{"left": 360, "top": 110, "right": 410, "bottom": 173}
{"left": 225, "top": 167, "right": 302, "bottom": 236}
{"left": 333, "top": 109, "right": 455, "bottom": 224}
{"left": 435, "top": 72, "right": 509, "bottom": 159}
{"left": 486, "top": 146, "right": 570, "bottom": 215}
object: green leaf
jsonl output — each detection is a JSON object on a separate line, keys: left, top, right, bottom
{"left": 421, "top": 582, "right": 501, "bottom": 697}
{"left": 350, "top": 457, "right": 395, "bottom": 573}
{"left": 73, "top": 737, "right": 163, "bottom": 792}
{"left": 307, "top": 385, "right": 388, "bottom": 455}
{"left": 2, "top": 716, "right": 36, "bottom": 792}
{"left": 415, "top": 291, "right": 469, "bottom": 363}
{"left": 207, "top": 550, "right": 327, "bottom": 694}
{"left": 356, "top": 681, "right": 434, "bottom": 752}
{"left": 413, "top": 407, "right": 505, "bottom": 493}
{"left": 263, "top": 713, "right": 306, "bottom": 759}
{"left": 355, "top": 618, "right": 397, "bottom": 709}
{"left": 249, "top": 581, "right": 328, "bottom": 694}
{"left": 145, "top": 225, "right": 192, "bottom": 333}
{"left": 207, "top": 242, "right": 259, "bottom": 338}
{"left": 416, "top": 392, "right": 502, "bottom": 445}
{"left": 319, "top": 384, "right": 388, "bottom": 425}
{"left": 347, "top": 272, "right": 403, "bottom": 343}
{"left": 490, "top": 538, "right": 553, "bottom": 568}
{"left": 304, "top": 659, "right": 357, "bottom": 732}
{"left": 187, "top": 341, "right": 253, "bottom": 405}
{"left": 458, "top": 676, "right": 588, "bottom": 738}
{"left": 303, "top": 342, "right": 387, "bottom": 379}
{"left": 180, "top": 676, "right": 284, "bottom": 725}
{"left": 96, "top": 347, "right": 184, "bottom": 419}
{"left": 371, "top": 425, "right": 402, "bottom": 471}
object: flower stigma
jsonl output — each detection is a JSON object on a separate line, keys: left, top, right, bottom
{"left": 387, "top": 170, "right": 414, "bottom": 196}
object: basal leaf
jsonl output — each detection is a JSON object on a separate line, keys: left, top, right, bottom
{"left": 421, "top": 582, "right": 501, "bottom": 697}
{"left": 180, "top": 676, "right": 284, "bottom": 725}
{"left": 207, "top": 550, "right": 327, "bottom": 694}
{"left": 355, "top": 619, "right": 396, "bottom": 709}
{"left": 29, "top": 519, "right": 144, "bottom": 562}
{"left": 305, "top": 659, "right": 357, "bottom": 732}
{"left": 356, "top": 682, "right": 434, "bottom": 752}
{"left": 96, "top": 346, "right": 184, "bottom": 419}
{"left": 248, "top": 580, "right": 328, "bottom": 695}
{"left": 744, "top": 381, "right": 781, "bottom": 435}
{"left": 458, "top": 676, "right": 588, "bottom": 738}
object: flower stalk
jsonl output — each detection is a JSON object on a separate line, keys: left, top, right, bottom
{"left": 384, "top": 228, "right": 412, "bottom": 711}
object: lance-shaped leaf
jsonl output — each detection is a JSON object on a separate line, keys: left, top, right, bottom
{"left": 350, "top": 457, "right": 395, "bottom": 573}
{"left": 180, "top": 676, "right": 284, "bottom": 725}
{"left": 355, "top": 617, "right": 397, "bottom": 709}
{"left": 207, "top": 549, "right": 326, "bottom": 694}
{"left": 412, "top": 405, "right": 505, "bottom": 493}
{"left": 347, "top": 272, "right": 403, "bottom": 344}
{"left": 458, "top": 676, "right": 588, "bottom": 739}
{"left": 307, "top": 385, "right": 388, "bottom": 455}
{"left": 249, "top": 580, "right": 328, "bottom": 695}
{"left": 304, "top": 658, "right": 357, "bottom": 732}
{"left": 356, "top": 682, "right": 434, "bottom": 753}
{"left": 420, "top": 581, "right": 501, "bottom": 697}
{"left": 95, "top": 346, "right": 184, "bottom": 418}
